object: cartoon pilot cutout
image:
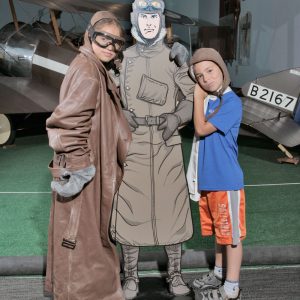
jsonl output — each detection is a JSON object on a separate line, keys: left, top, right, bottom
{"left": 110, "top": 0, "right": 195, "bottom": 298}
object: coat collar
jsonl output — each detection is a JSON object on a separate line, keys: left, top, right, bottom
{"left": 79, "top": 45, "right": 121, "bottom": 103}
{"left": 133, "top": 41, "right": 165, "bottom": 58}
{"left": 79, "top": 45, "right": 106, "bottom": 74}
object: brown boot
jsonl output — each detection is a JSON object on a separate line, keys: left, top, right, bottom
{"left": 121, "top": 245, "right": 140, "bottom": 300}
{"left": 165, "top": 244, "right": 190, "bottom": 296}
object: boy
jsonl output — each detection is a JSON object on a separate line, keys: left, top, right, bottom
{"left": 188, "top": 48, "right": 246, "bottom": 300}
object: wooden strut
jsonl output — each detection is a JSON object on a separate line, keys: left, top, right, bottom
{"left": 49, "top": 9, "right": 62, "bottom": 46}
{"left": 277, "top": 144, "right": 299, "bottom": 165}
{"left": 8, "top": 0, "right": 19, "bottom": 31}
{"left": 166, "top": 24, "right": 173, "bottom": 45}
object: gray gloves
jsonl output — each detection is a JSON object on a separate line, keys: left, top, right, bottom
{"left": 123, "top": 100, "right": 193, "bottom": 141}
{"left": 169, "top": 42, "right": 190, "bottom": 67}
{"left": 158, "top": 113, "right": 181, "bottom": 141}
{"left": 123, "top": 109, "right": 138, "bottom": 132}
{"left": 51, "top": 165, "right": 96, "bottom": 198}
{"left": 158, "top": 100, "right": 193, "bottom": 141}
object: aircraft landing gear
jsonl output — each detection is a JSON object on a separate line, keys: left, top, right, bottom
{"left": 0, "top": 114, "right": 16, "bottom": 146}
{"left": 277, "top": 144, "right": 299, "bottom": 165}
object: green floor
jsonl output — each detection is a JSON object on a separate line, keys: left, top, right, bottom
{"left": 0, "top": 130, "right": 300, "bottom": 256}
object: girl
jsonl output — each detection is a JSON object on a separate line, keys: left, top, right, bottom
{"left": 45, "top": 11, "right": 131, "bottom": 300}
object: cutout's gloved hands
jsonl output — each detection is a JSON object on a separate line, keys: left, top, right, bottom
{"left": 170, "top": 42, "right": 189, "bottom": 67}
{"left": 51, "top": 165, "right": 96, "bottom": 198}
{"left": 158, "top": 113, "right": 180, "bottom": 141}
{"left": 158, "top": 100, "right": 193, "bottom": 141}
{"left": 123, "top": 109, "right": 138, "bottom": 132}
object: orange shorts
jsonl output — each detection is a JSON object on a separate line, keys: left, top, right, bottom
{"left": 199, "top": 190, "right": 246, "bottom": 245}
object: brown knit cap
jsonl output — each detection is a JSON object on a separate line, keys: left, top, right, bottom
{"left": 190, "top": 48, "right": 231, "bottom": 92}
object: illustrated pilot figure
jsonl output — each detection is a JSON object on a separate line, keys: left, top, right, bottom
{"left": 110, "top": 0, "right": 195, "bottom": 298}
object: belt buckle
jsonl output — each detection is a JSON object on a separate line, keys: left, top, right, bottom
{"left": 145, "top": 115, "right": 159, "bottom": 126}
{"left": 62, "top": 238, "right": 76, "bottom": 250}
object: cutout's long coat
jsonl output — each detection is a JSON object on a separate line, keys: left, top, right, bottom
{"left": 111, "top": 42, "right": 194, "bottom": 246}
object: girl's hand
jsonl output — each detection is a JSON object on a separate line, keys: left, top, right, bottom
{"left": 194, "top": 84, "right": 208, "bottom": 101}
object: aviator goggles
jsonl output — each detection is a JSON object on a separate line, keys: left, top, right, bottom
{"left": 136, "top": 0, "right": 163, "bottom": 11}
{"left": 89, "top": 27, "right": 125, "bottom": 52}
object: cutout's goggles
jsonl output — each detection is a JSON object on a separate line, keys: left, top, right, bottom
{"left": 89, "top": 29, "right": 125, "bottom": 52}
{"left": 136, "top": 0, "right": 162, "bottom": 11}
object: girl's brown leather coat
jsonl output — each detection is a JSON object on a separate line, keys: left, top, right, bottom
{"left": 45, "top": 41, "right": 131, "bottom": 299}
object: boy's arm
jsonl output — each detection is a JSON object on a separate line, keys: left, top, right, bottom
{"left": 193, "top": 84, "right": 217, "bottom": 136}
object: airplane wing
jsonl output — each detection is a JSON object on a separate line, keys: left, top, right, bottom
{"left": 20, "top": 0, "right": 132, "bottom": 17}
{"left": 240, "top": 67, "right": 300, "bottom": 147}
{"left": 0, "top": 76, "right": 59, "bottom": 113}
{"left": 19, "top": 0, "right": 195, "bottom": 25}
{"left": 241, "top": 68, "right": 300, "bottom": 114}
{"left": 164, "top": 10, "right": 195, "bottom": 26}
{"left": 241, "top": 96, "right": 300, "bottom": 148}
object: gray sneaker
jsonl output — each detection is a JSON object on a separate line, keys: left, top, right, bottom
{"left": 194, "top": 286, "right": 241, "bottom": 300}
{"left": 191, "top": 271, "right": 223, "bottom": 290}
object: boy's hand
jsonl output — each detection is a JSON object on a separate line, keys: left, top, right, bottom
{"left": 194, "top": 84, "right": 208, "bottom": 101}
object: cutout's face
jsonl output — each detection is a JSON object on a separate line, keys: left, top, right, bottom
{"left": 91, "top": 24, "right": 121, "bottom": 62}
{"left": 193, "top": 61, "right": 223, "bottom": 93}
{"left": 138, "top": 13, "right": 160, "bottom": 39}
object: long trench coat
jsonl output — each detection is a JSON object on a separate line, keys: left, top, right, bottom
{"left": 110, "top": 41, "right": 194, "bottom": 246}
{"left": 45, "top": 44, "right": 131, "bottom": 299}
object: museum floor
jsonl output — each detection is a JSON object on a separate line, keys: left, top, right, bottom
{"left": 0, "top": 126, "right": 299, "bottom": 299}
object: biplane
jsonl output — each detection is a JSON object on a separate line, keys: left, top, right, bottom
{"left": 0, "top": 0, "right": 196, "bottom": 145}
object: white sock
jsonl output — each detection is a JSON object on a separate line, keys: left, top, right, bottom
{"left": 224, "top": 280, "right": 239, "bottom": 298}
{"left": 214, "top": 265, "right": 225, "bottom": 279}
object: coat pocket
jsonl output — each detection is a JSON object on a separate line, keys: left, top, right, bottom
{"left": 137, "top": 74, "right": 168, "bottom": 106}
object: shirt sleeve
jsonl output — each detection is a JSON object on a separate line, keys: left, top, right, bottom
{"left": 208, "top": 95, "right": 242, "bottom": 135}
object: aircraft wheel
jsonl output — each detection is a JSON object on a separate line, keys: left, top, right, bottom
{"left": 0, "top": 114, "right": 16, "bottom": 146}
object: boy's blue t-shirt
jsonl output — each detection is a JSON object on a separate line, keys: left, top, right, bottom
{"left": 197, "top": 90, "right": 244, "bottom": 191}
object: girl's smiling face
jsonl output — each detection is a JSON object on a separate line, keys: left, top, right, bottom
{"left": 193, "top": 60, "right": 223, "bottom": 93}
{"left": 91, "top": 24, "right": 121, "bottom": 63}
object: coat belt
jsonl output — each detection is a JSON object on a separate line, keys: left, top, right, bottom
{"left": 134, "top": 115, "right": 163, "bottom": 126}
{"left": 61, "top": 196, "right": 83, "bottom": 250}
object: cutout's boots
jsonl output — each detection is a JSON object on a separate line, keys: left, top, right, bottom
{"left": 165, "top": 243, "right": 191, "bottom": 296}
{"left": 122, "top": 245, "right": 139, "bottom": 300}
